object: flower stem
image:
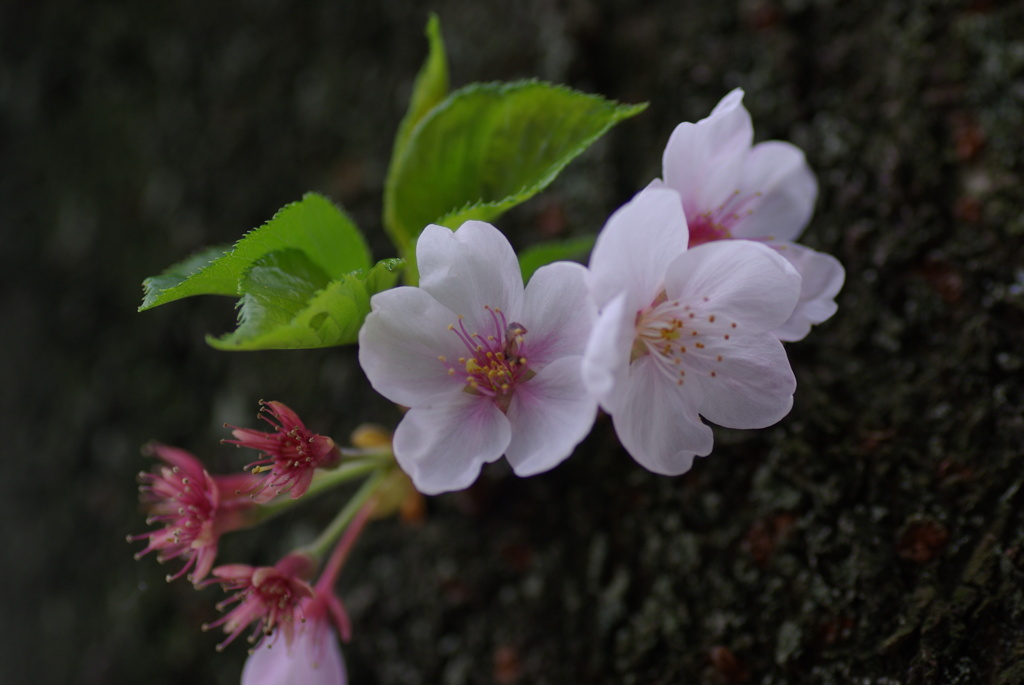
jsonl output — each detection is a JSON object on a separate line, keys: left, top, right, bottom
{"left": 304, "top": 468, "right": 387, "bottom": 562}
{"left": 315, "top": 496, "right": 376, "bottom": 593}
{"left": 251, "top": 458, "right": 386, "bottom": 524}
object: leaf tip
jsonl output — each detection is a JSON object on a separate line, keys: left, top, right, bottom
{"left": 618, "top": 100, "right": 650, "bottom": 118}
{"left": 425, "top": 12, "right": 441, "bottom": 36}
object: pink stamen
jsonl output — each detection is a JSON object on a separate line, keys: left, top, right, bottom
{"left": 688, "top": 189, "right": 763, "bottom": 247}
{"left": 202, "top": 554, "right": 316, "bottom": 652}
{"left": 441, "top": 306, "right": 531, "bottom": 410}
{"left": 129, "top": 444, "right": 257, "bottom": 585}
{"left": 224, "top": 401, "right": 341, "bottom": 502}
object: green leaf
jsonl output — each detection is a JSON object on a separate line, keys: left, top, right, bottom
{"left": 384, "top": 80, "right": 646, "bottom": 276}
{"left": 208, "top": 253, "right": 404, "bottom": 351}
{"left": 140, "top": 193, "right": 370, "bottom": 311}
{"left": 141, "top": 245, "right": 232, "bottom": 310}
{"left": 389, "top": 14, "right": 448, "bottom": 175}
{"left": 383, "top": 14, "right": 449, "bottom": 260}
{"left": 518, "top": 234, "right": 596, "bottom": 282}
{"left": 363, "top": 257, "right": 405, "bottom": 295}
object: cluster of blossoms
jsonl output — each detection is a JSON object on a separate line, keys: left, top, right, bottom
{"left": 360, "top": 89, "right": 843, "bottom": 493}
{"left": 132, "top": 402, "right": 391, "bottom": 684}
{"left": 134, "top": 90, "right": 842, "bottom": 684}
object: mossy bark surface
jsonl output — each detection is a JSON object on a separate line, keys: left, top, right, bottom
{"left": 2, "top": 1, "right": 1023, "bottom": 683}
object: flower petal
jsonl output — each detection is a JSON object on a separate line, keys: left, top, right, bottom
{"left": 612, "top": 355, "right": 713, "bottom": 475}
{"left": 588, "top": 188, "right": 689, "bottom": 312}
{"left": 359, "top": 287, "right": 465, "bottom": 407}
{"left": 504, "top": 356, "right": 598, "bottom": 477}
{"left": 693, "top": 331, "right": 796, "bottom": 429}
{"left": 581, "top": 293, "right": 634, "bottom": 413}
{"left": 147, "top": 444, "right": 206, "bottom": 481}
{"left": 731, "top": 141, "right": 818, "bottom": 242}
{"left": 417, "top": 221, "right": 524, "bottom": 320}
{"left": 771, "top": 241, "right": 845, "bottom": 341}
{"left": 520, "top": 261, "right": 595, "bottom": 368}
{"left": 664, "top": 240, "right": 800, "bottom": 333}
{"left": 392, "top": 390, "right": 511, "bottom": 495}
{"left": 242, "top": 626, "right": 346, "bottom": 685}
{"left": 662, "top": 88, "right": 753, "bottom": 217}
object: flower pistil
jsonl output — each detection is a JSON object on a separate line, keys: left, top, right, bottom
{"left": 440, "top": 306, "right": 533, "bottom": 411}
{"left": 634, "top": 293, "right": 740, "bottom": 385}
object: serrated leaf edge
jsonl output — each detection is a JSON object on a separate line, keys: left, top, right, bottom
{"left": 141, "top": 192, "right": 369, "bottom": 311}
{"left": 206, "top": 258, "right": 405, "bottom": 351}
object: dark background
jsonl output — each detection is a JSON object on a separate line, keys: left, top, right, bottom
{"left": 3, "top": 1, "right": 1023, "bottom": 683}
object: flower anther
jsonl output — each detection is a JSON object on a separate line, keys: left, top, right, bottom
{"left": 442, "top": 308, "right": 533, "bottom": 411}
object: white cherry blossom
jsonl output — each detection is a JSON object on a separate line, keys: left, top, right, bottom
{"left": 359, "top": 221, "right": 597, "bottom": 494}
{"left": 651, "top": 88, "right": 844, "bottom": 341}
{"left": 583, "top": 188, "right": 801, "bottom": 475}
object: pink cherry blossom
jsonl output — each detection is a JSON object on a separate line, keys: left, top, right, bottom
{"left": 583, "top": 188, "right": 802, "bottom": 475}
{"left": 203, "top": 552, "right": 317, "bottom": 651}
{"left": 239, "top": 546, "right": 356, "bottom": 685}
{"left": 239, "top": 495, "right": 373, "bottom": 685}
{"left": 130, "top": 443, "right": 259, "bottom": 584}
{"left": 225, "top": 401, "right": 341, "bottom": 502}
{"left": 358, "top": 221, "right": 598, "bottom": 494}
{"left": 241, "top": 614, "right": 346, "bottom": 685}
{"left": 652, "top": 88, "right": 844, "bottom": 341}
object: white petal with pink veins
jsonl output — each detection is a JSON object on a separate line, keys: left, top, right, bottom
{"left": 581, "top": 293, "right": 634, "bottom": 412}
{"left": 588, "top": 188, "right": 689, "bottom": 312}
{"left": 692, "top": 330, "right": 796, "bottom": 429}
{"left": 504, "top": 356, "right": 597, "bottom": 477}
{"left": 417, "top": 221, "right": 524, "bottom": 321}
{"left": 613, "top": 355, "right": 713, "bottom": 475}
{"left": 358, "top": 286, "right": 465, "bottom": 408}
{"left": 242, "top": 626, "right": 346, "bottom": 685}
{"left": 770, "top": 242, "right": 845, "bottom": 342}
{"left": 393, "top": 390, "right": 511, "bottom": 495}
{"left": 731, "top": 140, "right": 818, "bottom": 242}
{"left": 662, "top": 88, "right": 753, "bottom": 216}
{"left": 520, "top": 261, "right": 595, "bottom": 367}
{"left": 664, "top": 240, "right": 801, "bottom": 334}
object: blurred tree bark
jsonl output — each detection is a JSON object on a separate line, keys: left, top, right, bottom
{"left": 2, "top": 1, "right": 1023, "bottom": 683}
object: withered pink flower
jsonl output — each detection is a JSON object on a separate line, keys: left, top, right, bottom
{"left": 130, "top": 443, "right": 259, "bottom": 584}
{"left": 240, "top": 500, "right": 372, "bottom": 683}
{"left": 226, "top": 401, "right": 342, "bottom": 502}
{"left": 203, "top": 552, "right": 317, "bottom": 651}
{"left": 240, "top": 573, "right": 352, "bottom": 684}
